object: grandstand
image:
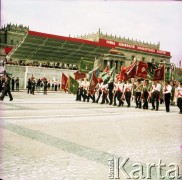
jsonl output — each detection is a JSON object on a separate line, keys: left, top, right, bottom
{"left": 1, "top": 24, "right": 171, "bottom": 73}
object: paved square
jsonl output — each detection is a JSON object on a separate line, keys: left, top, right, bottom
{"left": 0, "top": 91, "right": 181, "bottom": 180}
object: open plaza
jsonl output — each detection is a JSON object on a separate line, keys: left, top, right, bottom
{"left": 0, "top": 91, "right": 181, "bottom": 179}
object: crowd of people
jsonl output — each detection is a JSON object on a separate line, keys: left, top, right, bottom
{"left": 0, "top": 76, "right": 19, "bottom": 92}
{"left": 26, "top": 77, "right": 62, "bottom": 95}
{"left": 1, "top": 73, "right": 182, "bottom": 114}
{"left": 75, "top": 78, "right": 182, "bottom": 114}
{"left": 5, "top": 60, "right": 79, "bottom": 70}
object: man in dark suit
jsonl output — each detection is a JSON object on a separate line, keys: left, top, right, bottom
{"left": 0, "top": 74, "right": 13, "bottom": 101}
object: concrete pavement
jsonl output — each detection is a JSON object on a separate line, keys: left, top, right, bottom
{"left": 0, "top": 91, "right": 181, "bottom": 180}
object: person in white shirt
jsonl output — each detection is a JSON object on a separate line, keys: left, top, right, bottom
{"left": 81, "top": 78, "right": 89, "bottom": 102}
{"left": 150, "top": 81, "right": 161, "bottom": 111}
{"left": 134, "top": 79, "right": 143, "bottom": 109}
{"left": 101, "top": 83, "right": 109, "bottom": 104}
{"left": 176, "top": 82, "right": 182, "bottom": 114}
{"left": 124, "top": 80, "right": 133, "bottom": 107}
{"left": 116, "top": 80, "right": 124, "bottom": 107}
{"left": 95, "top": 79, "right": 103, "bottom": 103}
{"left": 163, "top": 81, "right": 172, "bottom": 112}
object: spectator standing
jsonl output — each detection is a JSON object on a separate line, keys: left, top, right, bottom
{"left": 11, "top": 77, "right": 15, "bottom": 91}
{"left": 15, "top": 77, "right": 19, "bottom": 91}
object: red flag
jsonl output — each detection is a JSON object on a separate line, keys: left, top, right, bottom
{"left": 74, "top": 71, "right": 86, "bottom": 80}
{"left": 124, "top": 60, "right": 137, "bottom": 80}
{"left": 89, "top": 72, "right": 98, "bottom": 95}
{"left": 103, "top": 65, "right": 109, "bottom": 72}
{"left": 61, "top": 73, "right": 68, "bottom": 92}
{"left": 153, "top": 65, "right": 165, "bottom": 81}
{"left": 118, "top": 66, "right": 127, "bottom": 80}
{"left": 136, "top": 61, "right": 148, "bottom": 79}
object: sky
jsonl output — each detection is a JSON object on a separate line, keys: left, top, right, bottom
{"left": 1, "top": 0, "right": 182, "bottom": 66}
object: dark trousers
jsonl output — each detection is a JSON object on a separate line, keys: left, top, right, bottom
{"left": 96, "top": 90, "right": 102, "bottom": 103}
{"left": 101, "top": 92, "right": 109, "bottom": 104}
{"left": 108, "top": 91, "right": 113, "bottom": 105}
{"left": 151, "top": 91, "right": 160, "bottom": 110}
{"left": 43, "top": 87, "right": 47, "bottom": 95}
{"left": 16, "top": 84, "right": 19, "bottom": 91}
{"left": 125, "top": 91, "right": 131, "bottom": 107}
{"left": 164, "top": 93, "right": 171, "bottom": 112}
{"left": 76, "top": 88, "right": 82, "bottom": 101}
{"left": 113, "top": 91, "right": 117, "bottom": 106}
{"left": 89, "top": 94, "right": 95, "bottom": 102}
{"left": 83, "top": 89, "right": 88, "bottom": 102}
{"left": 27, "top": 87, "right": 31, "bottom": 94}
{"left": 0, "top": 88, "right": 13, "bottom": 100}
{"left": 117, "top": 91, "right": 124, "bottom": 106}
{"left": 135, "top": 92, "right": 141, "bottom": 108}
{"left": 143, "top": 91, "right": 149, "bottom": 109}
{"left": 177, "top": 98, "right": 182, "bottom": 113}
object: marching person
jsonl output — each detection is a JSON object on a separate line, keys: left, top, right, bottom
{"left": 0, "top": 74, "right": 13, "bottom": 101}
{"left": 108, "top": 81, "right": 114, "bottom": 105}
{"left": 142, "top": 80, "right": 149, "bottom": 109}
{"left": 134, "top": 79, "right": 143, "bottom": 109}
{"left": 95, "top": 79, "right": 103, "bottom": 103}
{"left": 150, "top": 81, "right": 161, "bottom": 111}
{"left": 76, "top": 79, "right": 83, "bottom": 101}
{"left": 124, "top": 80, "right": 133, "bottom": 107}
{"left": 81, "top": 78, "right": 89, "bottom": 102}
{"left": 117, "top": 80, "right": 124, "bottom": 107}
{"left": 100, "top": 83, "right": 109, "bottom": 104}
{"left": 176, "top": 82, "right": 182, "bottom": 114}
{"left": 163, "top": 81, "right": 172, "bottom": 112}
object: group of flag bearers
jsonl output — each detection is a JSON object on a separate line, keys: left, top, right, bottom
{"left": 61, "top": 58, "right": 182, "bottom": 114}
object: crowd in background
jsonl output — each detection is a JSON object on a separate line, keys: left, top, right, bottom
{"left": 5, "top": 60, "right": 79, "bottom": 70}
{"left": 26, "top": 77, "right": 61, "bottom": 95}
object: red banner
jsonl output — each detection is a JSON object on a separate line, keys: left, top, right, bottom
{"left": 89, "top": 72, "right": 98, "bottom": 95}
{"left": 153, "top": 65, "right": 165, "bottom": 81}
{"left": 118, "top": 66, "right": 127, "bottom": 81}
{"left": 61, "top": 73, "right": 68, "bottom": 92}
{"left": 74, "top": 71, "right": 86, "bottom": 80}
{"left": 124, "top": 60, "right": 137, "bottom": 80}
{"left": 136, "top": 61, "right": 148, "bottom": 79}
{"left": 99, "top": 39, "right": 171, "bottom": 57}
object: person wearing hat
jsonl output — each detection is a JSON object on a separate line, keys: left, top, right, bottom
{"left": 0, "top": 74, "right": 13, "bottom": 101}
{"left": 163, "top": 81, "right": 172, "bottom": 112}
{"left": 176, "top": 82, "right": 182, "bottom": 114}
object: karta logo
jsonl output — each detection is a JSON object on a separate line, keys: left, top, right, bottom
{"left": 108, "top": 158, "right": 181, "bottom": 179}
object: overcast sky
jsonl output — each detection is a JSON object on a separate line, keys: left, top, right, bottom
{"left": 1, "top": 0, "right": 182, "bottom": 66}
